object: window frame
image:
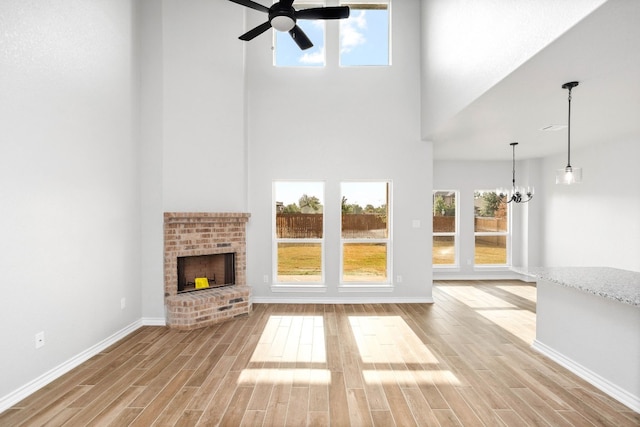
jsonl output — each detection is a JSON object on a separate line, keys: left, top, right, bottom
{"left": 339, "top": 180, "right": 393, "bottom": 290}
{"left": 272, "top": 181, "right": 326, "bottom": 291}
{"left": 473, "top": 190, "right": 511, "bottom": 268}
{"left": 432, "top": 190, "right": 459, "bottom": 268}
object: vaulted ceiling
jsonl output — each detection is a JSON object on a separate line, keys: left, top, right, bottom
{"left": 423, "top": 0, "right": 640, "bottom": 161}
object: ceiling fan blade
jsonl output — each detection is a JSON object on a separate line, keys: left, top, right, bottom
{"left": 289, "top": 25, "right": 313, "bottom": 50}
{"left": 239, "top": 21, "right": 272, "bottom": 41}
{"left": 228, "top": 0, "right": 269, "bottom": 13}
{"left": 296, "top": 6, "right": 350, "bottom": 20}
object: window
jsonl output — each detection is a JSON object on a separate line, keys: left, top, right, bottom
{"left": 274, "top": 2, "right": 325, "bottom": 67}
{"left": 274, "top": 181, "right": 324, "bottom": 283}
{"left": 340, "top": 2, "right": 390, "bottom": 66}
{"left": 341, "top": 181, "right": 390, "bottom": 283}
{"left": 474, "top": 190, "right": 509, "bottom": 265}
{"left": 433, "top": 190, "right": 458, "bottom": 266}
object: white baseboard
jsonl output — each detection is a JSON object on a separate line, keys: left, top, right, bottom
{"left": 142, "top": 317, "right": 166, "bottom": 326}
{"left": 252, "top": 296, "right": 434, "bottom": 304}
{"left": 0, "top": 320, "right": 144, "bottom": 414}
{"left": 532, "top": 339, "right": 640, "bottom": 413}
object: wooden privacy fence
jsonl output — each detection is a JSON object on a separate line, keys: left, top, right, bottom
{"left": 433, "top": 216, "right": 455, "bottom": 233}
{"left": 475, "top": 217, "right": 507, "bottom": 247}
{"left": 475, "top": 217, "right": 507, "bottom": 232}
{"left": 433, "top": 216, "right": 507, "bottom": 233}
{"left": 276, "top": 213, "right": 387, "bottom": 238}
{"left": 433, "top": 216, "right": 507, "bottom": 246}
{"left": 276, "top": 213, "right": 323, "bottom": 238}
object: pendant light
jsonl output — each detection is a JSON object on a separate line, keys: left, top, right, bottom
{"left": 498, "top": 142, "right": 533, "bottom": 203}
{"left": 556, "top": 81, "right": 582, "bottom": 184}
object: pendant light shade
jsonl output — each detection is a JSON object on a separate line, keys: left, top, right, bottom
{"left": 556, "top": 81, "right": 582, "bottom": 184}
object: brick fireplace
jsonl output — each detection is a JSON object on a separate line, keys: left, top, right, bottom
{"left": 164, "top": 212, "right": 251, "bottom": 330}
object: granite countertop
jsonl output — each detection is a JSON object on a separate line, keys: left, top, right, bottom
{"left": 512, "top": 266, "right": 640, "bottom": 307}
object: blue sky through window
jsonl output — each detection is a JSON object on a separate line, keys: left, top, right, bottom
{"left": 340, "top": 8, "right": 389, "bottom": 66}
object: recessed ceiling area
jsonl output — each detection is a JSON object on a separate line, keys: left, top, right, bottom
{"left": 426, "top": 0, "right": 640, "bottom": 161}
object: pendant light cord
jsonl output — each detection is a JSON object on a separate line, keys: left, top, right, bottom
{"left": 567, "top": 87, "right": 572, "bottom": 168}
{"left": 512, "top": 143, "right": 516, "bottom": 189}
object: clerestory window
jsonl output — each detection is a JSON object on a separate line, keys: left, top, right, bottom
{"left": 339, "top": 1, "right": 390, "bottom": 66}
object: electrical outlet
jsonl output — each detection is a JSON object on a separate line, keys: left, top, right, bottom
{"left": 35, "top": 331, "right": 45, "bottom": 349}
{"left": 397, "top": 275, "right": 403, "bottom": 283}
{"left": 121, "top": 297, "right": 126, "bottom": 310}
{"left": 263, "top": 275, "right": 269, "bottom": 283}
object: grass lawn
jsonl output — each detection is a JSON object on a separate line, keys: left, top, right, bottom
{"left": 278, "top": 240, "right": 507, "bottom": 278}
{"left": 432, "top": 239, "right": 506, "bottom": 265}
{"left": 277, "top": 243, "right": 321, "bottom": 275}
{"left": 278, "top": 243, "right": 387, "bottom": 277}
{"left": 474, "top": 242, "right": 507, "bottom": 264}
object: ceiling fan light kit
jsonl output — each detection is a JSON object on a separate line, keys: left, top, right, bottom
{"left": 229, "top": 0, "right": 350, "bottom": 50}
{"left": 556, "top": 81, "right": 583, "bottom": 185}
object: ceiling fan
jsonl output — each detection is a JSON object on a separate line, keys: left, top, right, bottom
{"left": 228, "top": 0, "right": 350, "bottom": 50}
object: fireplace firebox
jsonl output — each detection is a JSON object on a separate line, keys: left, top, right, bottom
{"left": 177, "top": 253, "right": 235, "bottom": 293}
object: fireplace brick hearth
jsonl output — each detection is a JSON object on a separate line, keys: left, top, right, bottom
{"left": 164, "top": 212, "right": 251, "bottom": 330}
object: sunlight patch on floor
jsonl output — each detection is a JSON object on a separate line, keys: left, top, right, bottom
{"left": 348, "top": 316, "right": 439, "bottom": 364}
{"left": 362, "top": 369, "right": 461, "bottom": 386}
{"left": 251, "top": 315, "right": 326, "bottom": 364}
{"left": 476, "top": 309, "right": 536, "bottom": 344}
{"left": 438, "top": 285, "right": 517, "bottom": 308}
{"left": 238, "top": 368, "right": 331, "bottom": 385}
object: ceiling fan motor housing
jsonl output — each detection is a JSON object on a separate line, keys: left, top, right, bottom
{"left": 269, "top": 4, "right": 296, "bottom": 32}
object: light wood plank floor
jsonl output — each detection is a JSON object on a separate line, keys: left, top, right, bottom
{"left": 1, "top": 280, "right": 638, "bottom": 426}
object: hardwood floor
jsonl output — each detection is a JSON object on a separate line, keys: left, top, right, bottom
{"left": 1, "top": 280, "right": 638, "bottom": 426}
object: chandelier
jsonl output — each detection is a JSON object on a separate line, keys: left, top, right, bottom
{"left": 498, "top": 142, "right": 533, "bottom": 203}
{"left": 556, "top": 81, "right": 583, "bottom": 184}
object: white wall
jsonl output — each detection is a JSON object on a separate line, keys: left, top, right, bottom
{"left": 138, "top": 0, "right": 248, "bottom": 319}
{"left": 245, "top": 0, "right": 433, "bottom": 302}
{"left": 0, "top": 0, "right": 140, "bottom": 399}
{"left": 433, "top": 159, "right": 543, "bottom": 279}
{"left": 138, "top": 0, "right": 165, "bottom": 321}
{"left": 160, "top": 0, "right": 247, "bottom": 213}
{"left": 541, "top": 138, "right": 640, "bottom": 272}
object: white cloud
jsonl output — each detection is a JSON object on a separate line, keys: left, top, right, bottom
{"left": 340, "top": 10, "right": 367, "bottom": 53}
{"left": 299, "top": 46, "right": 325, "bottom": 64}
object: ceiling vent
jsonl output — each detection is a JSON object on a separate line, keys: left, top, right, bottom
{"left": 539, "top": 124, "right": 567, "bottom": 131}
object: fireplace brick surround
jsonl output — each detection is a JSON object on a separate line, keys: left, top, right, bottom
{"left": 164, "top": 212, "right": 251, "bottom": 330}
